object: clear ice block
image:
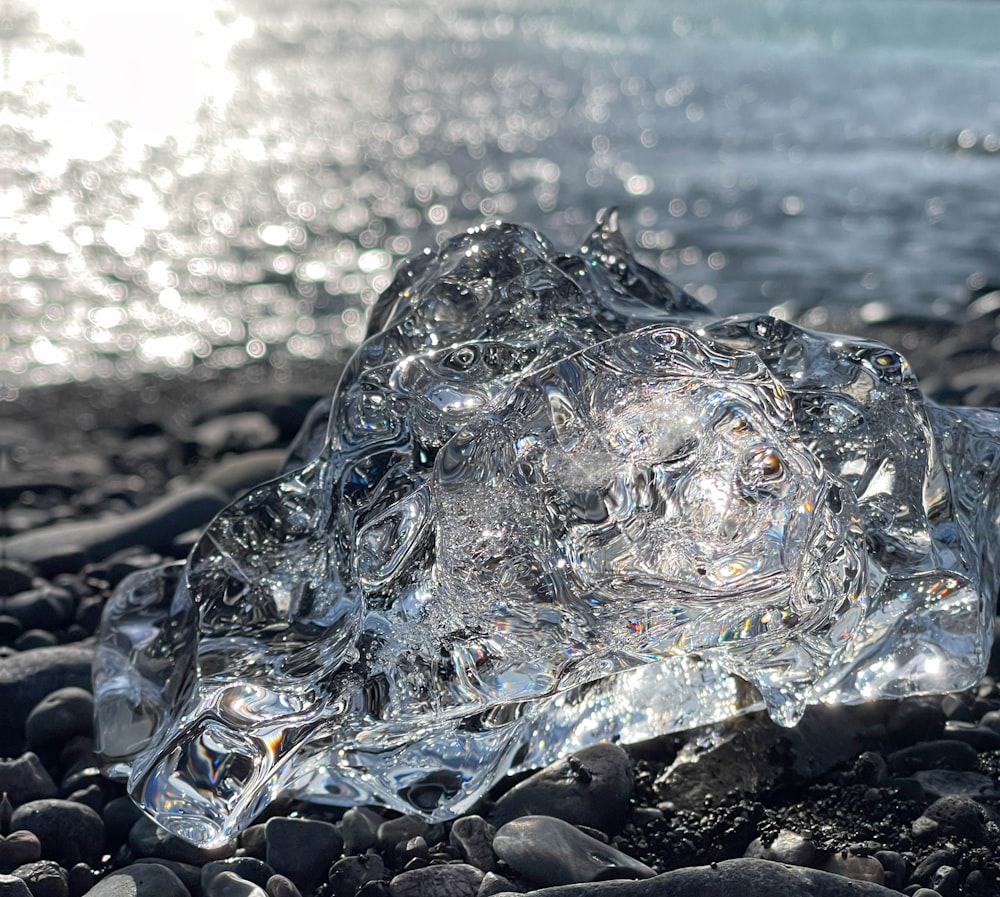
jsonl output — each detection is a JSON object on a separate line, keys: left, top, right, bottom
{"left": 94, "top": 210, "right": 1000, "bottom": 846}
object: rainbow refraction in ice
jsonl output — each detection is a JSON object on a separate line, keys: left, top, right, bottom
{"left": 95, "top": 211, "right": 1000, "bottom": 846}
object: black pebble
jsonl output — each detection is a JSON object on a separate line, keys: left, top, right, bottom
{"left": 265, "top": 817, "right": 343, "bottom": 892}
{"left": 10, "top": 800, "right": 105, "bottom": 868}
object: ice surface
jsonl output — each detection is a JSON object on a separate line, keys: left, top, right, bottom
{"left": 94, "top": 210, "right": 1000, "bottom": 846}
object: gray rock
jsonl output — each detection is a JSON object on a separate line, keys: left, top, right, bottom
{"left": 0, "top": 875, "right": 32, "bottom": 897}
{"left": 202, "top": 859, "right": 275, "bottom": 892}
{"left": 82, "top": 862, "right": 190, "bottom": 897}
{"left": 744, "top": 830, "right": 818, "bottom": 867}
{"left": 886, "top": 740, "right": 978, "bottom": 774}
{"left": 389, "top": 864, "right": 484, "bottom": 897}
{"left": 493, "top": 816, "right": 655, "bottom": 887}
{"left": 190, "top": 414, "right": 280, "bottom": 457}
{"left": 0, "top": 648, "right": 93, "bottom": 755}
{"left": 478, "top": 873, "right": 516, "bottom": 897}
{"left": 376, "top": 816, "right": 427, "bottom": 851}
{"left": 25, "top": 688, "right": 95, "bottom": 751}
{"left": 204, "top": 872, "right": 267, "bottom": 897}
{"left": 449, "top": 816, "right": 497, "bottom": 873}
{"left": 340, "top": 807, "right": 384, "bottom": 854}
{"left": 265, "top": 875, "right": 302, "bottom": 897}
{"left": 198, "top": 451, "right": 288, "bottom": 498}
{"left": 10, "top": 860, "right": 67, "bottom": 897}
{"left": 10, "top": 800, "right": 104, "bottom": 867}
{"left": 490, "top": 744, "right": 634, "bottom": 834}
{"left": 0, "top": 832, "right": 42, "bottom": 871}
{"left": 0, "top": 755, "right": 56, "bottom": 807}
{"left": 489, "top": 857, "right": 906, "bottom": 897}
{"left": 2, "top": 587, "right": 73, "bottom": 630}
{"left": 873, "top": 851, "right": 907, "bottom": 891}
{"left": 264, "top": 817, "right": 343, "bottom": 891}
{"left": 822, "top": 854, "right": 884, "bottom": 885}
{"left": 129, "top": 816, "right": 234, "bottom": 865}
{"left": 5, "top": 484, "right": 228, "bottom": 566}
{"left": 942, "top": 721, "right": 1000, "bottom": 751}
{"left": 329, "top": 854, "right": 386, "bottom": 897}
{"left": 912, "top": 795, "right": 988, "bottom": 840}
{"left": 130, "top": 859, "right": 202, "bottom": 897}
{"left": 912, "top": 769, "right": 1000, "bottom": 801}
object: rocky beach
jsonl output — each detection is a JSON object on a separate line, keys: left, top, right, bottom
{"left": 3, "top": 302, "right": 1000, "bottom": 897}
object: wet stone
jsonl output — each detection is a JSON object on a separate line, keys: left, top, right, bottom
{"left": 101, "top": 798, "right": 143, "bottom": 846}
{"left": 264, "top": 818, "right": 342, "bottom": 892}
{"left": 10, "top": 800, "right": 104, "bottom": 868}
{"left": 82, "top": 863, "right": 190, "bottom": 897}
{"left": 493, "top": 815, "right": 655, "bottom": 887}
{"left": 448, "top": 816, "right": 496, "bottom": 873}
{"left": 130, "top": 858, "right": 202, "bottom": 896}
{"left": 942, "top": 722, "right": 1000, "bottom": 751}
{"left": 11, "top": 860, "right": 68, "bottom": 897}
{"left": 489, "top": 743, "right": 634, "bottom": 834}
{"left": 388, "top": 863, "right": 483, "bottom": 897}
{"left": 874, "top": 851, "right": 908, "bottom": 891}
{"left": 823, "top": 854, "right": 885, "bottom": 885}
{"left": 14, "top": 631, "right": 59, "bottom": 651}
{"left": 0, "top": 563, "right": 35, "bottom": 598}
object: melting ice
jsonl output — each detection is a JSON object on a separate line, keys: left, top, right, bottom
{"left": 95, "top": 211, "right": 1000, "bottom": 846}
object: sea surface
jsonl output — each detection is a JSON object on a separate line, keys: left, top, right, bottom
{"left": 4, "top": 0, "right": 1000, "bottom": 392}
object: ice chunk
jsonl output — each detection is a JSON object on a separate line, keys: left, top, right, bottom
{"left": 94, "top": 210, "right": 1000, "bottom": 846}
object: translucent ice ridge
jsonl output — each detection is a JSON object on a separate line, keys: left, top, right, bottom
{"left": 95, "top": 210, "right": 1000, "bottom": 846}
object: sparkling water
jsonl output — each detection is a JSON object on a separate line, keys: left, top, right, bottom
{"left": 5, "top": 0, "right": 1000, "bottom": 391}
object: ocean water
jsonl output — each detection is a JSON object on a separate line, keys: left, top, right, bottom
{"left": 4, "top": 0, "right": 1000, "bottom": 392}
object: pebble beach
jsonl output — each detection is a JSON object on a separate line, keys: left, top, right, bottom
{"left": 4, "top": 305, "right": 1000, "bottom": 897}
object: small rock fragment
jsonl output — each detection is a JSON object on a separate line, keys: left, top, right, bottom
{"left": 389, "top": 863, "right": 483, "bottom": 897}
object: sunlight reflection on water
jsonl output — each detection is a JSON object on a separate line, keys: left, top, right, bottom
{"left": 3, "top": 0, "right": 999, "bottom": 396}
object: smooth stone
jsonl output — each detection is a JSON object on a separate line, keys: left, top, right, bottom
{"left": 874, "top": 851, "right": 908, "bottom": 890}
{"left": 82, "top": 862, "right": 190, "bottom": 897}
{"left": 10, "top": 800, "right": 104, "bottom": 867}
{"left": 130, "top": 859, "right": 202, "bottom": 896}
{"left": 886, "top": 740, "right": 978, "bottom": 774}
{"left": 202, "top": 859, "right": 274, "bottom": 892}
{"left": 493, "top": 816, "right": 655, "bottom": 887}
{"left": 14, "top": 630, "right": 60, "bottom": 650}
{"left": 942, "top": 722, "right": 1000, "bottom": 751}
{"left": 204, "top": 872, "right": 267, "bottom": 897}
{"left": 25, "top": 688, "right": 95, "bottom": 751}
{"left": 0, "top": 832, "right": 42, "bottom": 871}
{"left": 0, "top": 562, "right": 35, "bottom": 597}
{"left": 129, "top": 816, "right": 234, "bottom": 865}
{"left": 389, "top": 863, "right": 484, "bottom": 897}
{"left": 2, "top": 588, "right": 73, "bottom": 630}
{"left": 376, "top": 816, "right": 427, "bottom": 851}
{"left": 490, "top": 744, "right": 634, "bottom": 834}
{"left": 10, "top": 860, "right": 68, "bottom": 897}
{"left": 823, "top": 854, "right": 885, "bottom": 885}
{"left": 909, "top": 849, "right": 958, "bottom": 887}
{"left": 0, "top": 875, "right": 32, "bottom": 897}
{"left": 5, "top": 485, "right": 228, "bottom": 566}
{"left": 744, "top": 830, "right": 818, "bottom": 867}
{"left": 0, "top": 646, "right": 95, "bottom": 755}
{"left": 265, "top": 875, "right": 302, "bottom": 897}
{"left": 912, "top": 769, "right": 1000, "bottom": 800}
{"left": 264, "top": 817, "right": 343, "bottom": 891}
{"left": 340, "top": 807, "right": 385, "bottom": 854}
{"left": 101, "top": 798, "right": 144, "bottom": 846}
{"left": 0, "top": 755, "right": 57, "bottom": 806}
{"left": 490, "top": 858, "right": 909, "bottom": 897}
{"left": 449, "top": 816, "right": 497, "bottom": 873}
{"left": 478, "top": 873, "right": 516, "bottom": 897}
{"left": 329, "top": 855, "right": 386, "bottom": 897}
